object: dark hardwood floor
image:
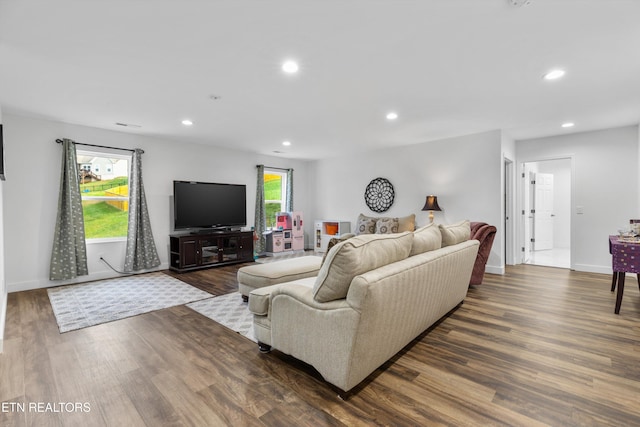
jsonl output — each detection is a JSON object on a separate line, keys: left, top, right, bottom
{"left": 2, "top": 263, "right": 640, "bottom": 426}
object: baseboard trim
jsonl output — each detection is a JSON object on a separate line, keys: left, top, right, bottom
{"left": 485, "top": 264, "right": 505, "bottom": 275}
{"left": 7, "top": 262, "right": 170, "bottom": 293}
{"left": 572, "top": 264, "right": 612, "bottom": 275}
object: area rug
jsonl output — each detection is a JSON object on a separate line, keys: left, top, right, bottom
{"left": 48, "top": 272, "right": 212, "bottom": 333}
{"left": 187, "top": 292, "right": 256, "bottom": 342}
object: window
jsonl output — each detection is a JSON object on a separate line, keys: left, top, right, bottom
{"left": 264, "top": 170, "right": 288, "bottom": 229}
{"left": 77, "top": 150, "right": 131, "bottom": 240}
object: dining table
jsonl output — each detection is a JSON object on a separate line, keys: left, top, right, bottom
{"left": 609, "top": 235, "right": 640, "bottom": 314}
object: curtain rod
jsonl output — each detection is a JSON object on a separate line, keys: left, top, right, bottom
{"left": 55, "top": 139, "right": 143, "bottom": 154}
{"left": 257, "top": 165, "right": 293, "bottom": 172}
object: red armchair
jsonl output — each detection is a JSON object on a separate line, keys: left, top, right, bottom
{"left": 469, "top": 222, "right": 497, "bottom": 285}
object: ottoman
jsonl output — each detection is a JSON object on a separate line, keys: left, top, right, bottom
{"left": 237, "top": 256, "right": 322, "bottom": 301}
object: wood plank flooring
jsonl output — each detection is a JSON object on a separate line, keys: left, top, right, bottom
{"left": 1, "top": 263, "right": 640, "bottom": 426}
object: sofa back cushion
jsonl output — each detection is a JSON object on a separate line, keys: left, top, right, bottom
{"left": 410, "top": 223, "right": 442, "bottom": 256}
{"left": 439, "top": 220, "right": 471, "bottom": 247}
{"left": 321, "top": 233, "right": 356, "bottom": 265}
{"left": 312, "top": 232, "right": 414, "bottom": 302}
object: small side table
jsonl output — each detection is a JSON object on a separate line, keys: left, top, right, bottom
{"left": 609, "top": 235, "right": 640, "bottom": 314}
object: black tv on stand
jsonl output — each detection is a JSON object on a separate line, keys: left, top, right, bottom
{"left": 173, "top": 181, "right": 247, "bottom": 232}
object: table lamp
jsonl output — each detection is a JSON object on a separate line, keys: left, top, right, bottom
{"left": 422, "top": 195, "right": 441, "bottom": 223}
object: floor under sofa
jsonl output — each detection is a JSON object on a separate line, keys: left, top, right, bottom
{"left": 2, "top": 263, "right": 638, "bottom": 426}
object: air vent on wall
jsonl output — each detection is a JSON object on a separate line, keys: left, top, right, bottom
{"left": 115, "top": 122, "right": 142, "bottom": 128}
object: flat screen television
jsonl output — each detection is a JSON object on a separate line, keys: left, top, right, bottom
{"left": 173, "top": 181, "right": 247, "bottom": 231}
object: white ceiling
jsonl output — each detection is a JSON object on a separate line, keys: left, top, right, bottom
{"left": 1, "top": 0, "right": 639, "bottom": 160}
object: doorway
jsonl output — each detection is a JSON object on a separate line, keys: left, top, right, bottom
{"left": 504, "top": 157, "right": 515, "bottom": 265}
{"left": 522, "top": 158, "right": 571, "bottom": 269}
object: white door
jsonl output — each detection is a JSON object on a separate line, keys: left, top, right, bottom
{"left": 522, "top": 168, "right": 533, "bottom": 263}
{"left": 533, "top": 173, "right": 554, "bottom": 251}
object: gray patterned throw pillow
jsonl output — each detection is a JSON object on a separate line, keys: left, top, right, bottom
{"left": 357, "top": 217, "right": 377, "bottom": 234}
{"left": 375, "top": 217, "right": 399, "bottom": 234}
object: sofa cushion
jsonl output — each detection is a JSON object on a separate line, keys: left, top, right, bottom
{"left": 375, "top": 217, "right": 399, "bottom": 234}
{"left": 312, "top": 232, "right": 414, "bottom": 302}
{"left": 322, "top": 233, "right": 356, "bottom": 264}
{"left": 410, "top": 223, "right": 442, "bottom": 256}
{"left": 439, "top": 220, "right": 471, "bottom": 247}
{"left": 237, "top": 256, "right": 322, "bottom": 289}
{"left": 356, "top": 214, "right": 377, "bottom": 234}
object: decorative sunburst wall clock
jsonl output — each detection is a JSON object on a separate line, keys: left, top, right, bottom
{"left": 364, "top": 177, "right": 395, "bottom": 213}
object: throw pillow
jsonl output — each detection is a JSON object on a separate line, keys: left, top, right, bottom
{"left": 410, "top": 223, "right": 442, "bottom": 256}
{"left": 397, "top": 214, "right": 416, "bottom": 232}
{"left": 356, "top": 213, "right": 377, "bottom": 234}
{"left": 312, "top": 232, "right": 414, "bottom": 303}
{"left": 375, "top": 217, "right": 399, "bottom": 234}
{"left": 439, "top": 220, "right": 471, "bottom": 247}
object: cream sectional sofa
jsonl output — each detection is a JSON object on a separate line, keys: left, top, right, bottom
{"left": 248, "top": 221, "right": 480, "bottom": 393}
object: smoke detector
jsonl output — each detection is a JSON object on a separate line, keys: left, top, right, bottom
{"left": 509, "top": 0, "right": 532, "bottom": 7}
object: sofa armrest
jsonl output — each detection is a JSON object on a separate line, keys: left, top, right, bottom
{"left": 248, "top": 283, "right": 283, "bottom": 316}
{"left": 249, "top": 278, "right": 348, "bottom": 317}
{"left": 272, "top": 284, "right": 351, "bottom": 311}
{"left": 469, "top": 222, "right": 497, "bottom": 285}
{"left": 248, "top": 277, "right": 320, "bottom": 316}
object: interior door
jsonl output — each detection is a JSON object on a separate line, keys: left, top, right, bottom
{"left": 522, "top": 170, "right": 533, "bottom": 263}
{"left": 533, "top": 173, "right": 554, "bottom": 250}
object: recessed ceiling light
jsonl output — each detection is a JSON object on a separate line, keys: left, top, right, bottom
{"left": 386, "top": 112, "right": 398, "bottom": 120}
{"left": 282, "top": 60, "right": 299, "bottom": 74}
{"left": 561, "top": 122, "right": 575, "bottom": 128}
{"left": 543, "top": 69, "right": 566, "bottom": 80}
{"left": 181, "top": 119, "right": 193, "bottom": 126}
{"left": 282, "top": 141, "right": 291, "bottom": 146}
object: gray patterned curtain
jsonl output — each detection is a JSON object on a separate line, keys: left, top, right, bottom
{"left": 50, "top": 138, "right": 88, "bottom": 280}
{"left": 255, "top": 165, "right": 266, "bottom": 253}
{"left": 124, "top": 149, "right": 160, "bottom": 272}
{"left": 285, "top": 168, "right": 294, "bottom": 212}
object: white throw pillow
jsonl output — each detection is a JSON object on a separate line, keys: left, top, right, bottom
{"left": 438, "top": 220, "right": 471, "bottom": 247}
{"left": 410, "top": 223, "right": 442, "bottom": 256}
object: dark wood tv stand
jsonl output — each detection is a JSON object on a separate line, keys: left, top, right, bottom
{"left": 169, "top": 230, "right": 254, "bottom": 273}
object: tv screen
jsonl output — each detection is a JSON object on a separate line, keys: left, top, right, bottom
{"left": 174, "top": 181, "right": 247, "bottom": 230}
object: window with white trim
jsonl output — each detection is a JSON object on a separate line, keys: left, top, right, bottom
{"left": 77, "top": 150, "right": 131, "bottom": 240}
{"left": 264, "top": 170, "right": 288, "bottom": 229}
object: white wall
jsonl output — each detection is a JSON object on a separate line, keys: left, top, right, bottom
{"left": 516, "top": 125, "right": 639, "bottom": 273}
{"left": 0, "top": 105, "right": 5, "bottom": 352}
{"left": 3, "top": 114, "right": 312, "bottom": 292}
{"left": 312, "top": 130, "right": 505, "bottom": 274}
